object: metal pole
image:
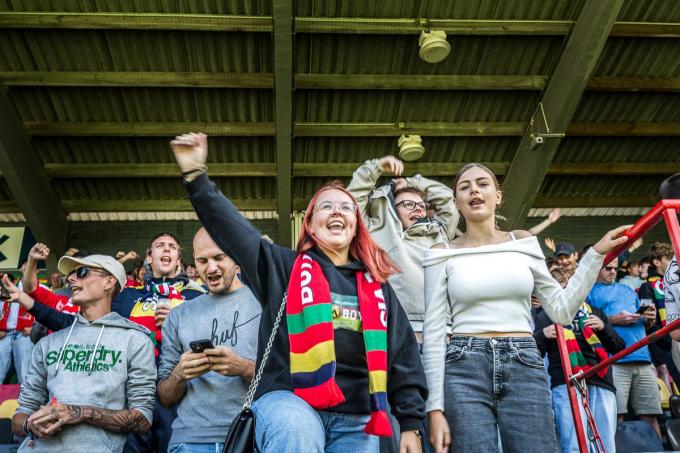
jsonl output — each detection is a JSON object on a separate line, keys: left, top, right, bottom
{"left": 578, "top": 317, "right": 680, "bottom": 381}
{"left": 603, "top": 199, "right": 680, "bottom": 265}
{"left": 555, "top": 324, "right": 589, "bottom": 453}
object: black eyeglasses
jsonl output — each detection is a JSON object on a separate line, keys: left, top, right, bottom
{"left": 396, "top": 200, "right": 428, "bottom": 211}
{"left": 604, "top": 266, "right": 618, "bottom": 272}
{"left": 68, "top": 267, "right": 110, "bottom": 280}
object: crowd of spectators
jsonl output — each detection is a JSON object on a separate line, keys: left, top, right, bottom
{"left": 1, "top": 139, "right": 678, "bottom": 453}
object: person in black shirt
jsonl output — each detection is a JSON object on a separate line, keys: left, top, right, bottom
{"left": 170, "top": 133, "right": 427, "bottom": 453}
{"left": 534, "top": 268, "right": 625, "bottom": 453}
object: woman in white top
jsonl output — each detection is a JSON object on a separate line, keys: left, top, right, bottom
{"left": 422, "top": 163, "right": 629, "bottom": 453}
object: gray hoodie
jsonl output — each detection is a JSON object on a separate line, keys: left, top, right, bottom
{"left": 17, "top": 312, "right": 156, "bottom": 453}
{"left": 347, "top": 158, "right": 458, "bottom": 331}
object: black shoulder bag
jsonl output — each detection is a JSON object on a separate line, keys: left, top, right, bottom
{"left": 222, "top": 294, "right": 287, "bottom": 453}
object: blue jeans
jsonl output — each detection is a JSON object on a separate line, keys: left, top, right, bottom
{"left": 168, "top": 442, "right": 224, "bottom": 453}
{"left": 552, "top": 384, "right": 617, "bottom": 453}
{"left": 252, "top": 390, "right": 379, "bottom": 453}
{"left": 443, "top": 336, "right": 558, "bottom": 453}
{"left": 0, "top": 330, "right": 34, "bottom": 383}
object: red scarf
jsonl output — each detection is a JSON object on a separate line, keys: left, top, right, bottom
{"left": 286, "top": 254, "right": 392, "bottom": 437}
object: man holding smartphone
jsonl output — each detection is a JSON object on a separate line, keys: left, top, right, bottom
{"left": 157, "top": 228, "right": 261, "bottom": 453}
{"left": 587, "top": 257, "right": 662, "bottom": 438}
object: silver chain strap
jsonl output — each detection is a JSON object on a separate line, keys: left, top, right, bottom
{"left": 242, "top": 293, "right": 287, "bottom": 410}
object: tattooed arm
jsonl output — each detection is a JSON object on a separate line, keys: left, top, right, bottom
{"left": 35, "top": 403, "right": 150, "bottom": 436}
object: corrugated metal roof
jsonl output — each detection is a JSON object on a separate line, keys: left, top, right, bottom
{"left": 296, "top": 0, "right": 586, "bottom": 20}
{"left": 0, "top": 30, "right": 272, "bottom": 72}
{"left": 540, "top": 175, "right": 663, "bottom": 197}
{"left": 296, "top": 35, "right": 565, "bottom": 75}
{"left": 555, "top": 137, "right": 680, "bottom": 163}
{"left": 9, "top": 87, "right": 273, "bottom": 122}
{"left": 617, "top": 0, "right": 680, "bottom": 22}
{"left": 35, "top": 137, "right": 275, "bottom": 164}
{"left": 573, "top": 92, "right": 680, "bottom": 122}
{"left": 595, "top": 38, "right": 680, "bottom": 77}
{"left": 0, "top": 0, "right": 272, "bottom": 14}
{"left": 294, "top": 137, "right": 519, "bottom": 163}
{"left": 296, "top": 90, "right": 539, "bottom": 122}
{"left": 52, "top": 177, "right": 276, "bottom": 201}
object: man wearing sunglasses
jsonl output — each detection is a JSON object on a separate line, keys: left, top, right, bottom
{"left": 587, "top": 256, "right": 662, "bottom": 438}
{"left": 348, "top": 155, "right": 458, "bottom": 342}
{"left": 11, "top": 254, "right": 156, "bottom": 452}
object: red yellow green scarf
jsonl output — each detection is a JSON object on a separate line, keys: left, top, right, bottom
{"left": 564, "top": 304, "right": 609, "bottom": 378}
{"left": 286, "top": 254, "right": 392, "bottom": 437}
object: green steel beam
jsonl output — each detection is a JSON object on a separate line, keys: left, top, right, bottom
{"left": 0, "top": 88, "right": 67, "bottom": 270}
{"left": 3, "top": 72, "right": 680, "bottom": 92}
{"left": 500, "top": 0, "right": 626, "bottom": 228}
{"left": 0, "top": 12, "right": 272, "bottom": 31}
{"left": 40, "top": 162, "right": 680, "bottom": 178}
{"left": 55, "top": 195, "right": 658, "bottom": 213}
{"left": 273, "top": 0, "right": 294, "bottom": 246}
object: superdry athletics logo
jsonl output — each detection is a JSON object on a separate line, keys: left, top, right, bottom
{"left": 46, "top": 344, "right": 124, "bottom": 373}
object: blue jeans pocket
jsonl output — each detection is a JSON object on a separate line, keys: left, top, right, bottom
{"left": 510, "top": 346, "right": 544, "bottom": 369}
{"left": 445, "top": 343, "right": 467, "bottom": 364}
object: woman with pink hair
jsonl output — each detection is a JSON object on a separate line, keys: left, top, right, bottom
{"left": 171, "top": 133, "right": 427, "bottom": 453}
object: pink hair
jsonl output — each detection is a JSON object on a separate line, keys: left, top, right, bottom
{"left": 296, "top": 181, "right": 397, "bottom": 283}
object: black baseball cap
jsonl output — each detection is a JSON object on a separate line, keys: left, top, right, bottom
{"left": 555, "top": 242, "right": 576, "bottom": 257}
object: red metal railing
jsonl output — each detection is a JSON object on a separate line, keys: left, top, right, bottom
{"left": 556, "top": 199, "right": 680, "bottom": 453}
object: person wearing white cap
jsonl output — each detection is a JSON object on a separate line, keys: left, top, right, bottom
{"left": 9, "top": 254, "right": 156, "bottom": 452}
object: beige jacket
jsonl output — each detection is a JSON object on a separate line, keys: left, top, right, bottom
{"left": 347, "top": 158, "right": 458, "bottom": 331}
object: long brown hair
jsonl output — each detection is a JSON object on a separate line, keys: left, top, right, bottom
{"left": 296, "top": 181, "right": 397, "bottom": 283}
{"left": 452, "top": 163, "right": 506, "bottom": 226}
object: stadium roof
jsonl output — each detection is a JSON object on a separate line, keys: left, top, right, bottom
{"left": 0, "top": 0, "right": 678, "bottom": 256}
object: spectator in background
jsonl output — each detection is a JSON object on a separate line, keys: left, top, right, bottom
{"left": 619, "top": 259, "right": 646, "bottom": 291}
{"left": 639, "top": 242, "right": 680, "bottom": 388}
{"left": 22, "top": 244, "right": 79, "bottom": 315}
{"left": 10, "top": 254, "right": 156, "bottom": 452}
{"left": 157, "top": 228, "right": 261, "bottom": 452}
{"left": 50, "top": 271, "right": 70, "bottom": 297}
{"left": 347, "top": 155, "right": 457, "bottom": 344}
{"left": 527, "top": 208, "right": 562, "bottom": 236}
{"left": 534, "top": 268, "right": 625, "bottom": 453}
{"left": 587, "top": 257, "right": 662, "bottom": 439}
{"left": 0, "top": 272, "right": 34, "bottom": 383}
{"left": 184, "top": 263, "right": 198, "bottom": 281}
{"left": 555, "top": 242, "right": 579, "bottom": 277}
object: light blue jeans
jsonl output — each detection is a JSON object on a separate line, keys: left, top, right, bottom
{"left": 168, "top": 443, "right": 224, "bottom": 453}
{"left": 252, "top": 390, "right": 379, "bottom": 453}
{"left": 0, "top": 330, "right": 34, "bottom": 383}
{"left": 551, "top": 384, "right": 617, "bottom": 453}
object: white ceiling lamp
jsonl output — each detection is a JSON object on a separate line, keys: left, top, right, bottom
{"left": 398, "top": 134, "right": 425, "bottom": 161}
{"left": 418, "top": 30, "right": 451, "bottom": 63}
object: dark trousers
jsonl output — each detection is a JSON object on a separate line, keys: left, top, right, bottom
{"left": 124, "top": 398, "right": 178, "bottom": 453}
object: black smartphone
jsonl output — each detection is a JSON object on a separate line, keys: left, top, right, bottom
{"left": 189, "top": 339, "right": 215, "bottom": 353}
{"left": 637, "top": 299, "right": 653, "bottom": 315}
{"left": 0, "top": 278, "right": 11, "bottom": 301}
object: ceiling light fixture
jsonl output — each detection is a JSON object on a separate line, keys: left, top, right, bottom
{"left": 418, "top": 30, "right": 451, "bottom": 63}
{"left": 398, "top": 134, "right": 425, "bottom": 161}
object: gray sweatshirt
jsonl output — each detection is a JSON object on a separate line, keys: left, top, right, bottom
{"left": 158, "top": 287, "right": 261, "bottom": 445}
{"left": 17, "top": 312, "right": 156, "bottom": 453}
{"left": 347, "top": 158, "right": 458, "bottom": 331}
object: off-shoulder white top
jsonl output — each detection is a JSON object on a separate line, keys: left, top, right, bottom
{"left": 421, "top": 235, "right": 604, "bottom": 412}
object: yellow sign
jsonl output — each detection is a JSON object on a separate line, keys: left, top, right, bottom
{"left": 0, "top": 227, "right": 26, "bottom": 270}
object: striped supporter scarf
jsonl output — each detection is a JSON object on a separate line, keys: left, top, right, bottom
{"left": 648, "top": 276, "right": 666, "bottom": 326}
{"left": 286, "top": 253, "right": 392, "bottom": 437}
{"left": 146, "top": 281, "right": 184, "bottom": 343}
{"left": 563, "top": 304, "right": 608, "bottom": 378}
